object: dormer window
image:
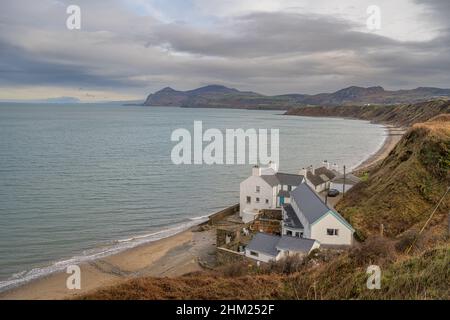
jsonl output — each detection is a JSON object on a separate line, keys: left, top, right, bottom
{"left": 256, "top": 186, "right": 260, "bottom": 193}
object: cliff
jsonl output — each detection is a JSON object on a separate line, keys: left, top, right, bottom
{"left": 285, "top": 99, "right": 450, "bottom": 127}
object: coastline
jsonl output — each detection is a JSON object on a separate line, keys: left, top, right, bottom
{"left": 353, "top": 125, "right": 406, "bottom": 173}
{"left": 0, "top": 224, "right": 217, "bottom": 300}
{"left": 0, "top": 122, "right": 401, "bottom": 300}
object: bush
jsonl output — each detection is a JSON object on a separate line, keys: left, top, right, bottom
{"left": 349, "top": 236, "right": 396, "bottom": 266}
{"left": 219, "top": 261, "right": 250, "bottom": 277}
{"left": 263, "top": 255, "right": 306, "bottom": 274}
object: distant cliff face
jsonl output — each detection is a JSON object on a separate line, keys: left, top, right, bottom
{"left": 286, "top": 100, "right": 450, "bottom": 127}
{"left": 143, "top": 85, "right": 450, "bottom": 109}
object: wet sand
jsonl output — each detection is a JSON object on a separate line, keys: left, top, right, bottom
{"left": 0, "top": 227, "right": 216, "bottom": 300}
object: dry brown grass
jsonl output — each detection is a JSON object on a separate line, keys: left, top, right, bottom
{"left": 80, "top": 242, "right": 449, "bottom": 300}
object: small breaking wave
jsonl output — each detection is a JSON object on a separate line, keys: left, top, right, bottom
{"left": 0, "top": 215, "right": 209, "bottom": 293}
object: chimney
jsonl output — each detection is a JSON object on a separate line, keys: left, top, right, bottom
{"left": 322, "top": 160, "right": 329, "bottom": 169}
{"left": 252, "top": 165, "right": 261, "bottom": 176}
{"left": 332, "top": 163, "right": 339, "bottom": 172}
{"left": 300, "top": 166, "right": 313, "bottom": 177}
{"left": 269, "top": 161, "right": 278, "bottom": 173}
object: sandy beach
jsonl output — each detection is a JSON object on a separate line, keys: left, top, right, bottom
{"left": 0, "top": 125, "right": 404, "bottom": 300}
{"left": 0, "top": 226, "right": 216, "bottom": 300}
{"left": 353, "top": 125, "right": 406, "bottom": 172}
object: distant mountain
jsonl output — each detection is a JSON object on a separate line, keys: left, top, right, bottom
{"left": 144, "top": 85, "right": 450, "bottom": 109}
{"left": 44, "top": 97, "right": 81, "bottom": 104}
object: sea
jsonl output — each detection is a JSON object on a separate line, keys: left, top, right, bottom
{"left": 0, "top": 103, "right": 386, "bottom": 291}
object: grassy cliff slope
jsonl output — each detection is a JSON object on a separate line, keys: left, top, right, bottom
{"left": 337, "top": 114, "right": 449, "bottom": 238}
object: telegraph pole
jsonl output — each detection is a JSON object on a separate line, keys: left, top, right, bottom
{"left": 343, "top": 165, "right": 346, "bottom": 198}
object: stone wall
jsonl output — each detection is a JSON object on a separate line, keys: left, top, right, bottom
{"left": 208, "top": 203, "right": 239, "bottom": 225}
{"left": 259, "top": 209, "right": 282, "bottom": 220}
{"left": 251, "top": 218, "right": 281, "bottom": 235}
{"left": 216, "top": 247, "right": 245, "bottom": 265}
{"left": 216, "top": 228, "right": 241, "bottom": 247}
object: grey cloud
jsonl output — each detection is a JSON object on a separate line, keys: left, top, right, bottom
{"left": 0, "top": 0, "right": 449, "bottom": 96}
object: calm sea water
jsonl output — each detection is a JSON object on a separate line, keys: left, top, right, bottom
{"left": 0, "top": 103, "right": 385, "bottom": 291}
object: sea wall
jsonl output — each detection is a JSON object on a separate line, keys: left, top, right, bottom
{"left": 208, "top": 203, "right": 239, "bottom": 225}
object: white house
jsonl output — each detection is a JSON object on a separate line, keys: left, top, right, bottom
{"left": 282, "top": 183, "right": 354, "bottom": 247}
{"left": 330, "top": 173, "right": 361, "bottom": 193}
{"left": 244, "top": 232, "right": 320, "bottom": 263}
{"left": 301, "top": 166, "right": 338, "bottom": 193}
{"left": 240, "top": 163, "right": 305, "bottom": 223}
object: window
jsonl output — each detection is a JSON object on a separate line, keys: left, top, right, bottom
{"left": 295, "top": 232, "right": 300, "bottom": 238}
{"left": 255, "top": 186, "right": 260, "bottom": 193}
{"left": 286, "top": 230, "right": 293, "bottom": 236}
{"left": 327, "top": 229, "right": 339, "bottom": 236}
{"left": 300, "top": 232, "right": 304, "bottom": 238}
{"left": 256, "top": 197, "right": 260, "bottom": 203}
{"left": 246, "top": 196, "right": 251, "bottom": 204}
{"left": 265, "top": 199, "right": 269, "bottom": 204}
{"left": 288, "top": 185, "right": 292, "bottom": 191}
{"left": 250, "top": 251, "right": 259, "bottom": 257}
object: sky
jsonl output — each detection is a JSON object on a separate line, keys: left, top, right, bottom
{"left": 0, "top": 0, "right": 449, "bottom": 102}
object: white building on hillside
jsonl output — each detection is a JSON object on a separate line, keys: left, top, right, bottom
{"left": 239, "top": 163, "right": 305, "bottom": 223}
{"left": 244, "top": 233, "right": 320, "bottom": 263}
{"left": 282, "top": 183, "right": 354, "bottom": 247}
{"left": 301, "top": 165, "right": 338, "bottom": 192}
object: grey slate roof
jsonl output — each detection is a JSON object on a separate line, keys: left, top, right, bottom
{"left": 315, "top": 166, "right": 337, "bottom": 180}
{"left": 245, "top": 233, "right": 280, "bottom": 256}
{"left": 290, "top": 183, "right": 332, "bottom": 224}
{"left": 246, "top": 233, "right": 317, "bottom": 257}
{"left": 275, "top": 173, "right": 304, "bottom": 187}
{"left": 306, "top": 166, "right": 338, "bottom": 186}
{"left": 260, "top": 175, "right": 279, "bottom": 187}
{"left": 276, "top": 236, "right": 316, "bottom": 253}
{"left": 290, "top": 183, "right": 354, "bottom": 231}
{"left": 283, "top": 204, "right": 303, "bottom": 229}
{"left": 261, "top": 172, "right": 304, "bottom": 187}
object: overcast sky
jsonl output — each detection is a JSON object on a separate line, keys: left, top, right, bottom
{"left": 0, "top": 0, "right": 449, "bottom": 101}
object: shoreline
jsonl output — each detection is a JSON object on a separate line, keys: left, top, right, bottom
{"left": 0, "top": 122, "right": 401, "bottom": 300}
{"left": 353, "top": 124, "right": 406, "bottom": 173}
{"left": 0, "top": 224, "right": 217, "bottom": 300}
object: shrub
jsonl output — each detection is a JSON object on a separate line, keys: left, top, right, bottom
{"left": 263, "top": 255, "right": 306, "bottom": 275}
{"left": 219, "top": 261, "right": 250, "bottom": 277}
{"left": 349, "top": 236, "right": 396, "bottom": 266}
